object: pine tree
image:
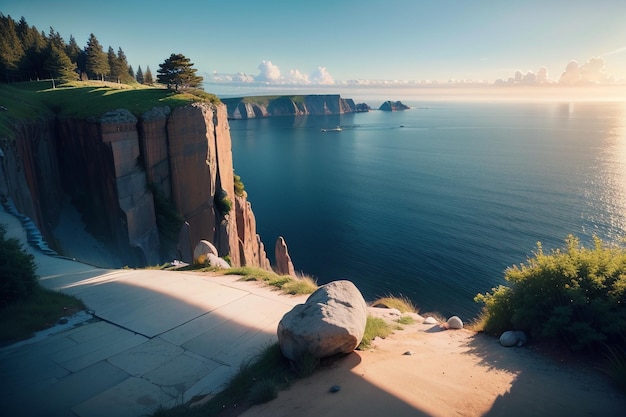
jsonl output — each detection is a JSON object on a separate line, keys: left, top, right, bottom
{"left": 19, "top": 24, "right": 47, "bottom": 80}
{"left": 144, "top": 65, "right": 153, "bottom": 85}
{"left": 156, "top": 53, "right": 203, "bottom": 91}
{"left": 0, "top": 14, "right": 25, "bottom": 82}
{"left": 48, "top": 27, "right": 64, "bottom": 50}
{"left": 135, "top": 65, "right": 143, "bottom": 84}
{"left": 128, "top": 64, "right": 135, "bottom": 80}
{"left": 85, "top": 33, "right": 109, "bottom": 81}
{"left": 65, "top": 35, "right": 84, "bottom": 79}
{"left": 106, "top": 46, "right": 117, "bottom": 82}
{"left": 44, "top": 43, "right": 76, "bottom": 82}
{"left": 116, "top": 47, "right": 133, "bottom": 83}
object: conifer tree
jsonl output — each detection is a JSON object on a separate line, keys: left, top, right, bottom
{"left": 106, "top": 46, "right": 117, "bottom": 81}
{"left": 144, "top": 65, "right": 154, "bottom": 85}
{"left": 44, "top": 43, "right": 76, "bottom": 82}
{"left": 0, "top": 14, "right": 25, "bottom": 82}
{"left": 128, "top": 64, "right": 135, "bottom": 80}
{"left": 85, "top": 33, "right": 108, "bottom": 81}
{"left": 135, "top": 65, "right": 144, "bottom": 84}
{"left": 65, "top": 35, "right": 84, "bottom": 79}
{"left": 19, "top": 24, "right": 47, "bottom": 80}
{"left": 116, "top": 47, "right": 133, "bottom": 83}
{"left": 156, "top": 53, "right": 203, "bottom": 91}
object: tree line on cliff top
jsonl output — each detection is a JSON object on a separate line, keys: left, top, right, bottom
{"left": 0, "top": 14, "right": 202, "bottom": 91}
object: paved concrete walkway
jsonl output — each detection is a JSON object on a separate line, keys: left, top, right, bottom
{"left": 0, "top": 208, "right": 307, "bottom": 417}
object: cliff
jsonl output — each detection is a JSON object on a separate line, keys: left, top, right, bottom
{"left": 0, "top": 100, "right": 272, "bottom": 270}
{"left": 223, "top": 94, "right": 358, "bottom": 119}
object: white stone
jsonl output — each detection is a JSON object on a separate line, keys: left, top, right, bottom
{"left": 446, "top": 316, "right": 463, "bottom": 329}
{"left": 423, "top": 316, "right": 438, "bottom": 325}
{"left": 193, "top": 240, "right": 219, "bottom": 264}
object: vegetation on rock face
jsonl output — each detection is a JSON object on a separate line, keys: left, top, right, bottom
{"left": 214, "top": 190, "right": 233, "bottom": 214}
{"left": 234, "top": 173, "right": 245, "bottom": 197}
{"left": 475, "top": 235, "right": 626, "bottom": 353}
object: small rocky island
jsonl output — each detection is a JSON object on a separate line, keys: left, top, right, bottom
{"left": 379, "top": 100, "right": 410, "bottom": 111}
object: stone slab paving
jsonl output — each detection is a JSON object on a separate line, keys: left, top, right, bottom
{"left": 0, "top": 207, "right": 308, "bottom": 417}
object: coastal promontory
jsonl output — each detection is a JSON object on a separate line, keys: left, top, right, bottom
{"left": 222, "top": 94, "right": 359, "bottom": 119}
{"left": 0, "top": 82, "right": 274, "bottom": 270}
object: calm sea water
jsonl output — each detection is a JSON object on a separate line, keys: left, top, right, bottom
{"left": 228, "top": 100, "right": 626, "bottom": 319}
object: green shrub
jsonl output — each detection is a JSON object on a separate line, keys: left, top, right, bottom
{"left": 234, "top": 173, "right": 245, "bottom": 197}
{"left": 0, "top": 224, "right": 38, "bottom": 309}
{"left": 475, "top": 236, "right": 626, "bottom": 352}
{"left": 214, "top": 190, "right": 232, "bottom": 214}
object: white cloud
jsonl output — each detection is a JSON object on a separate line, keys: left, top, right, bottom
{"left": 309, "top": 66, "right": 335, "bottom": 85}
{"left": 255, "top": 60, "right": 281, "bottom": 82}
{"left": 285, "top": 69, "right": 310, "bottom": 84}
{"left": 537, "top": 67, "right": 548, "bottom": 83}
{"left": 559, "top": 58, "right": 607, "bottom": 84}
{"left": 580, "top": 57, "right": 607, "bottom": 83}
{"left": 559, "top": 60, "right": 581, "bottom": 84}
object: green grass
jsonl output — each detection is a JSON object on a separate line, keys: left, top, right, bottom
{"left": 225, "top": 266, "right": 318, "bottom": 295}
{"left": 0, "top": 80, "right": 220, "bottom": 138}
{"left": 396, "top": 315, "right": 415, "bottom": 325}
{"left": 371, "top": 295, "right": 418, "bottom": 313}
{"left": 358, "top": 316, "right": 394, "bottom": 350}
{"left": 0, "top": 284, "right": 85, "bottom": 344}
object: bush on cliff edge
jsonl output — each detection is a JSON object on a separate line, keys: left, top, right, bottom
{"left": 475, "top": 235, "right": 626, "bottom": 353}
{"left": 0, "top": 224, "right": 38, "bottom": 309}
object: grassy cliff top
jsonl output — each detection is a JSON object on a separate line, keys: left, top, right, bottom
{"left": 222, "top": 95, "right": 307, "bottom": 106}
{"left": 0, "top": 80, "right": 220, "bottom": 138}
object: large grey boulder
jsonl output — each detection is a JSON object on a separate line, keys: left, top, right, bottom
{"left": 277, "top": 280, "right": 368, "bottom": 361}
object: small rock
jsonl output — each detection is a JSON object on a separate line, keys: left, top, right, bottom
{"left": 446, "top": 316, "right": 463, "bottom": 329}
{"left": 329, "top": 385, "right": 341, "bottom": 393}
{"left": 58, "top": 317, "right": 68, "bottom": 325}
{"left": 403, "top": 351, "right": 414, "bottom": 356}
{"left": 423, "top": 316, "right": 438, "bottom": 325}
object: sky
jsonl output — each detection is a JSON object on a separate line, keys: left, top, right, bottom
{"left": 3, "top": 0, "right": 626, "bottom": 87}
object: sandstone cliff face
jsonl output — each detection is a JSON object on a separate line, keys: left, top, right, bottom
{"left": 224, "top": 95, "right": 357, "bottom": 119}
{"left": 0, "top": 117, "right": 62, "bottom": 243}
{"left": 56, "top": 110, "right": 159, "bottom": 266}
{"left": 0, "top": 101, "right": 274, "bottom": 271}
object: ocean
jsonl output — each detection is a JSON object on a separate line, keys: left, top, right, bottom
{"left": 226, "top": 95, "right": 626, "bottom": 320}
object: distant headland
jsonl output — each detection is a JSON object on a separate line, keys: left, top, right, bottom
{"left": 222, "top": 95, "right": 408, "bottom": 119}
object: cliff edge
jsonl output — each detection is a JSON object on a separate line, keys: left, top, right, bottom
{"left": 0, "top": 96, "right": 272, "bottom": 270}
{"left": 223, "top": 94, "right": 359, "bottom": 119}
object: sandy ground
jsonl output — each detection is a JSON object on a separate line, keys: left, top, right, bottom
{"left": 241, "top": 311, "right": 625, "bottom": 417}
